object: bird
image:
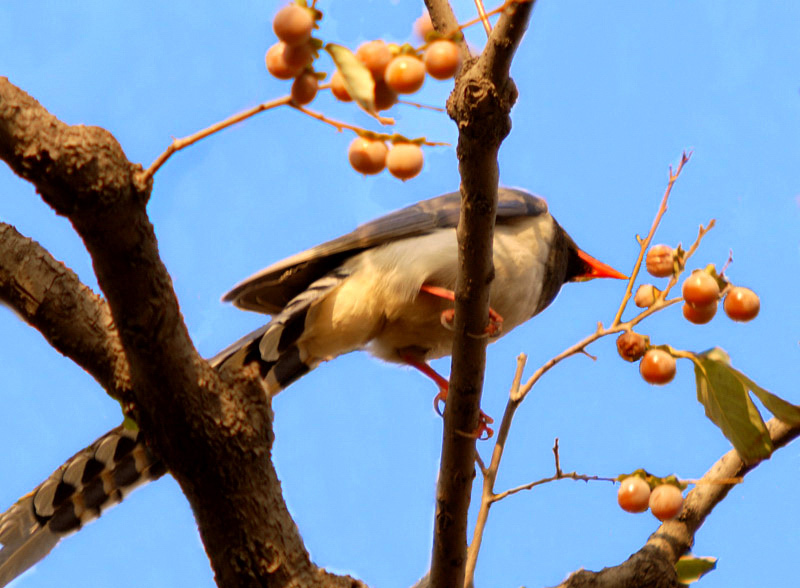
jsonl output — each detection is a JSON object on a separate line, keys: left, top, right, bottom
{"left": 0, "top": 188, "right": 625, "bottom": 586}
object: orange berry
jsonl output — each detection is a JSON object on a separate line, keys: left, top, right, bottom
{"left": 639, "top": 349, "right": 676, "bottom": 385}
{"left": 386, "top": 143, "right": 424, "bottom": 180}
{"left": 649, "top": 484, "right": 684, "bottom": 521}
{"left": 385, "top": 55, "right": 426, "bottom": 94}
{"left": 413, "top": 12, "right": 434, "bottom": 40}
{"left": 356, "top": 40, "right": 393, "bottom": 80}
{"left": 291, "top": 72, "right": 318, "bottom": 105}
{"left": 724, "top": 287, "right": 760, "bottom": 322}
{"left": 682, "top": 271, "right": 720, "bottom": 307}
{"left": 282, "top": 42, "right": 314, "bottom": 69}
{"left": 634, "top": 284, "right": 660, "bottom": 308}
{"left": 273, "top": 4, "right": 314, "bottom": 47}
{"left": 682, "top": 301, "right": 717, "bottom": 324}
{"left": 373, "top": 80, "right": 398, "bottom": 111}
{"left": 645, "top": 244, "right": 675, "bottom": 278}
{"left": 424, "top": 40, "right": 461, "bottom": 80}
{"left": 618, "top": 477, "right": 651, "bottom": 513}
{"left": 348, "top": 138, "right": 388, "bottom": 175}
{"left": 330, "top": 71, "right": 352, "bottom": 102}
{"left": 616, "top": 332, "right": 647, "bottom": 362}
{"left": 266, "top": 42, "right": 304, "bottom": 79}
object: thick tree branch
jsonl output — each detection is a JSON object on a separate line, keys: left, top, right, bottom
{"left": 0, "top": 223, "right": 130, "bottom": 398}
{"left": 427, "top": 1, "right": 536, "bottom": 587}
{"left": 0, "top": 77, "right": 361, "bottom": 588}
{"left": 558, "top": 417, "right": 800, "bottom": 588}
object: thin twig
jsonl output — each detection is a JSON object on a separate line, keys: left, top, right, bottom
{"left": 143, "top": 95, "right": 294, "bottom": 180}
{"left": 464, "top": 354, "right": 527, "bottom": 588}
{"left": 611, "top": 151, "right": 692, "bottom": 327}
{"left": 464, "top": 154, "right": 712, "bottom": 582}
{"left": 455, "top": 0, "right": 520, "bottom": 37}
{"left": 474, "top": 0, "right": 493, "bottom": 36}
{"left": 397, "top": 99, "right": 447, "bottom": 112}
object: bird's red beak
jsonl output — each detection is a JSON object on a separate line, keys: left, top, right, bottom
{"left": 576, "top": 250, "right": 628, "bottom": 281}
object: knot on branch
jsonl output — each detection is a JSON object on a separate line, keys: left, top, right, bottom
{"left": 446, "top": 68, "right": 517, "bottom": 146}
{"left": 0, "top": 78, "right": 151, "bottom": 217}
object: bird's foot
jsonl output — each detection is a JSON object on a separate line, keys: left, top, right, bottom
{"left": 421, "top": 284, "right": 503, "bottom": 337}
{"left": 434, "top": 386, "right": 495, "bottom": 440}
{"left": 402, "top": 354, "right": 494, "bottom": 440}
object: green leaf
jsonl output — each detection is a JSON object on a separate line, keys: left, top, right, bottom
{"left": 693, "top": 349, "right": 772, "bottom": 463}
{"left": 675, "top": 555, "right": 717, "bottom": 584}
{"left": 325, "top": 43, "right": 376, "bottom": 113}
{"left": 730, "top": 368, "right": 800, "bottom": 426}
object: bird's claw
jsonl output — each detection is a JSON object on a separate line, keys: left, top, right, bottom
{"left": 434, "top": 387, "right": 494, "bottom": 440}
{"left": 439, "top": 308, "right": 503, "bottom": 338}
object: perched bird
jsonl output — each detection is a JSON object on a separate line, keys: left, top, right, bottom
{"left": 0, "top": 188, "right": 625, "bottom": 586}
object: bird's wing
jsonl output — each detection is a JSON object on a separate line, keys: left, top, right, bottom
{"left": 223, "top": 188, "right": 548, "bottom": 314}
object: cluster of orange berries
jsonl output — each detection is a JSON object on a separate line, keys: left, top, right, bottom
{"left": 617, "top": 244, "right": 761, "bottom": 385}
{"left": 266, "top": 4, "right": 461, "bottom": 180}
{"left": 618, "top": 476, "right": 684, "bottom": 521}
{"left": 267, "top": 4, "right": 321, "bottom": 105}
{"left": 333, "top": 17, "right": 460, "bottom": 180}
{"left": 348, "top": 137, "right": 424, "bottom": 181}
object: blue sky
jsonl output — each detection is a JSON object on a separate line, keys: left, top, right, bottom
{"left": 1, "top": 1, "right": 798, "bottom": 587}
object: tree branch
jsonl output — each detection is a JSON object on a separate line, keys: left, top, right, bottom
{"left": 0, "top": 76, "right": 362, "bottom": 588}
{"left": 426, "top": 1, "right": 536, "bottom": 586}
{"left": 0, "top": 223, "right": 130, "bottom": 399}
{"left": 557, "top": 417, "right": 800, "bottom": 588}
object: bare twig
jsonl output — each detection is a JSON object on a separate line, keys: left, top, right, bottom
{"left": 143, "top": 95, "right": 293, "bottom": 180}
{"left": 612, "top": 151, "right": 692, "bottom": 327}
{"left": 464, "top": 154, "right": 714, "bottom": 582}
{"left": 473, "top": 0, "right": 493, "bottom": 36}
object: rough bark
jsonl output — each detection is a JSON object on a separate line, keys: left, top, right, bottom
{"left": 0, "top": 76, "right": 362, "bottom": 588}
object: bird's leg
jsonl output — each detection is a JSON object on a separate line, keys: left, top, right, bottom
{"left": 419, "top": 284, "right": 503, "bottom": 337}
{"left": 401, "top": 354, "right": 494, "bottom": 440}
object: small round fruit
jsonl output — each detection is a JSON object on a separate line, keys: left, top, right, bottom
{"left": 414, "top": 12, "right": 434, "bottom": 40}
{"left": 682, "top": 301, "right": 717, "bottom": 325}
{"left": 616, "top": 332, "right": 647, "bottom": 362}
{"left": 356, "top": 40, "right": 393, "bottom": 80}
{"left": 385, "top": 55, "right": 426, "bottom": 94}
{"left": 282, "top": 41, "right": 314, "bottom": 69}
{"left": 373, "top": 80, "right": 398, "bottom": 111}
{"left": 634, "top": 284, "right": 660, "bottom": 308}
{"left": 266, "top": 42, "right": 304, "bottom": 79}
{"left": 646, "top": 244, "right": 675, "bottom": 278}
{"left": 639, "top": 349, "right": 676, "bottom": 385}
{"left": 291, "top": 72, "right": 318, "bottom": 105}
{"left": 424, "top": 40, "right": 461, "bottom": 80}
{"left": 386, "top": 143, "right": 424, "bottom": 180}
{"left": 330, "top": 71, "right": 352, "bottom": 102}
{"left": 682, "top": 271, "right": 720, "bottom": 307}
{"left": 348, "top": 138, "right": 388, "bottom": 175}
{"left": 724, "top": 287, "right": 760, "bottom": 322}
{"left": 618, "top": 477, "right": 651, "bottom": 513}
{"left": 649, "top": 484, "right": 684, "bottom": 521}
{"left": 273, "top": 4, "right": 314, "bottom": 47}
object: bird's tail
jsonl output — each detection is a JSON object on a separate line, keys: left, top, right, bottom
{"left": 0, "top": 270, "right": 346, "bottom": 585}
{"left": 0, "top": 426, "right": 165, "bottom": 587}
{"left": 0, "top": 323, "right": 322, "bottom": 586}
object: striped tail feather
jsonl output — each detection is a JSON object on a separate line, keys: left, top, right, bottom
{"left": 0, "top": 270, "right": 346, "bottom": 585}
{"left": 0, "top": 426, "right": 165, "bottom": 587}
